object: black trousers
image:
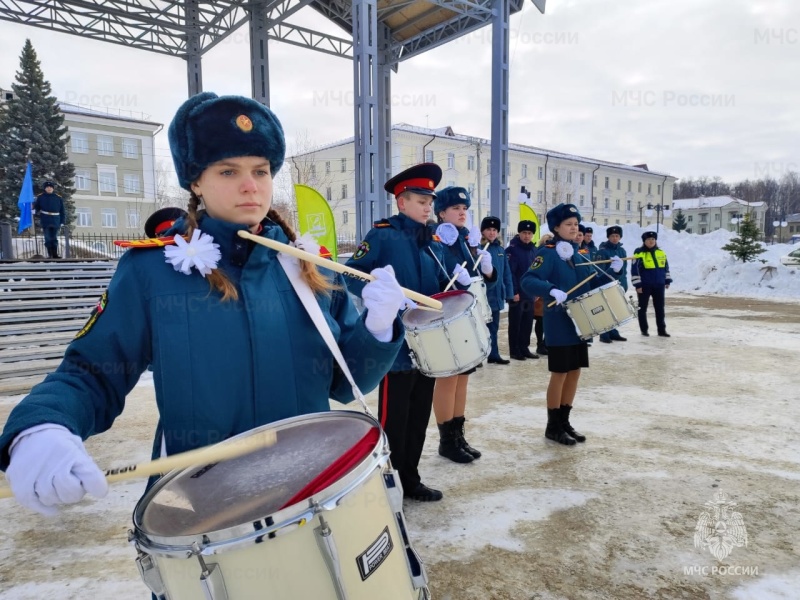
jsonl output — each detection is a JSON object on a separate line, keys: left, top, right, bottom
{"left": 378, "top": 370, "right": 435, "bottom": 491}
{"left": 637, "top": 285, "right": 667, "bottom": 333}
{"left": 508, "top": 299, "right": 535, "bottom": 356}
{"left": 534, "top": 315, "right": 544, "bottom": 347}
{"left": 42, "top": 223, "right": 60, "bottom": 257}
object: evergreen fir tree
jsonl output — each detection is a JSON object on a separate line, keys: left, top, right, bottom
{"left": 0, "top": 39, "right": 75, "bottom": 226}
{"left": 721, "top": 213, "right": 766, "bottom": 262}
{"left": 672, "top": 209, "right": 688, "bottom": 232}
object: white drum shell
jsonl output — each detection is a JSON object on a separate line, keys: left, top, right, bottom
{"left": 564, "top": 281, "right": 635, "bottom": 339}
{"left": 468, "top": 276, "right": 492, "bottom": 323}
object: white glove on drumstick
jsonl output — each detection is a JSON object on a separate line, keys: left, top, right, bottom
{"left": 362, "top": 265, "right": 405, "bottom": 342}
{"left": 6, "top": 424, "right": 108, "bottom": 516}
{"left": 476, "top": 248, "right": 493, "bottom": 275}
{"left": 609, "top": 256, "right": 624, "bottom": 273}
{"left": 452, "top": 263, "right": 473, "bottom": 287}
{"left": 549, "top": 288, "right": 568, "bottom": 305}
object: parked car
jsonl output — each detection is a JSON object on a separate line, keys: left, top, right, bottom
{"left": 780, "top": 247, "right": 800, "bottom": 266}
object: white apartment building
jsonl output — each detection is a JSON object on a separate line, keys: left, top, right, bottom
{"left": 289, "top": 123, "right": 677, "bottom": 240}
{"left": 671, "top": 196, "right": 766, "bottom": 235}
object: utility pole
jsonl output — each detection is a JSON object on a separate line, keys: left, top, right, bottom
{"left": 475, "top": 141, "right": 482, "bottom": 222}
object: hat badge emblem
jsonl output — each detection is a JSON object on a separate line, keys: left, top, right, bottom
{"left": 236, "top": 114, "right": 253, "bottom": 132}
{"left": 428, "top": 180, "right": 433, "bottom": 187}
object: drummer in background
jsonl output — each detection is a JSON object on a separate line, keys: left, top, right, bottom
{"left": 506, "top": 220, "right": 540, "bottom": 361}
{"left": 0, "top": 92, "right": 407, "bottom": 517}
{"left": 533, "top": 232, "right": 554, "bottom": 356}
{"left": 480, "top": 215, "right": 514, "bottom": 365}
{"left": 521, "top": 203, "right": 623, "bottom": 446}
{"left": 346, "top": 163, "right": 458, "bottom": 502}
{"left": 144, "top": 206, "right": 188, "bottom": 238}
{"left": 432, "top": 187, "right": 496, "bottom": 464}
{"left": 595, "top": 225, "right": 628, "bottom": 344}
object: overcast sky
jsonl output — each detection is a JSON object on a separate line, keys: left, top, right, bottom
{"left": 1, "top": 0, "right": 798, "bottom": 187}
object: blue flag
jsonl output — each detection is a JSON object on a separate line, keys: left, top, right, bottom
{"left": 17, "top": 162, "right": 34, "bottom": 234}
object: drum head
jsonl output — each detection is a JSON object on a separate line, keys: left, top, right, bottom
{"left": 136, "top": 413, "right": 378, "bottom": 538}
{"left": 402, "top": 290, "right": 474, "bottom": 327}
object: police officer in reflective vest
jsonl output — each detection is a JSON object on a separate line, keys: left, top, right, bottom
{"left": 33, "top": 181, "right": 65, "bottom": 258}
{"left": 631, "top": 230, "right": 673, "bottom": 337}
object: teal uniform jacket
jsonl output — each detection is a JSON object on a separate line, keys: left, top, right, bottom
{"left": 520, "top": 237, "right": 602, "bottom": 347}
{"left": 33, "top": 192, "right": 65, "bottom": 227}
{"left": 595, "top": 240, "right": 628, "bottom": 291}
{"left": 345, "top": 213, "right": 451, "bottom": 372}
{"left": 0, "top": 215, "right": 403, "bottom": 469}
{"left": 484, "top": 238, "right": 514, "bottom": 311}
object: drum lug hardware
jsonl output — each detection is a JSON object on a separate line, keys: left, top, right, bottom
{"left": 191, "top": 541, "right": 229, "bottom": 600}
{"left": 314, "top": 515, "right": 348, "bottom": 600}
{"left": 129, "top": 534, "right": 168, "bottom": 599}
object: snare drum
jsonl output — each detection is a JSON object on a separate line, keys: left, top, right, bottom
{"left": 468, "top": 276, "right": 492, "bottom": 323}
{"left": 130, "top": 412, "right": 430, "bottom": 600}
{"left": 402, "top": 289, "right": 490, "bottom": 377}
{"left": 564, "top": 281, "right": 636, "bottom": 340}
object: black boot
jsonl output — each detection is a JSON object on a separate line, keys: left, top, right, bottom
{"left": 438, "top": 420, "right": 474, "bottom": 463}
{"left": 453, "top": 416, "right": 481, "bottom": 459}
{"left": 545, "top": 408, "right": 576, "bottom": 445}
{"left": 536, "top": 345, "right": 549, "bottom": 356}
{"left": 560, "top": 405, "right": 586, "bottom": 442}
{"left": 403, "top": 482, "right": 443, "bottom": 502}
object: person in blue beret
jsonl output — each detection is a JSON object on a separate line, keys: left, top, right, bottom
{"left": 346, "top": 162, "right": 458, "bottom": 502}
{"left": 595, "top": 225, "right": 629, "bottom": 343}
{"left": 0, "top": 92, "right": 407, "bottom": 518}
{"left": 33, "top": 181, "right": 65, "bottom": 258}
{"left": 521, "top": 203, "right": 620, "bottom": 445}
{"left": 480, "top": 215, "right": 514, "bottom": 365}
{"left": 431, "top": 186, "right": 496, "bottom": 465}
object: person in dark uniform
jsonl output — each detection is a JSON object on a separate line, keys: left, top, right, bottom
{"left": 521, "top": 203, "right": 622, "bottom": 445}
{"left": 144, "top": 207, "right": 188, "bottom": 238}
{"left": 346, "top": 163, "right": 460, "bottom": 502}
{"left": 596, "top": 225, "right": 628, "bottom": 343}
{"left": 0, "top": 92, "right": 406, "bottom": 518}
{"left": 33, "top": 181, "right": 65, "bottom": 258}
{"left": 632, "top": 230, "right": 673, "bottom": 337}
{"left": 582, "top": 226, "right": 598, "bottom": 258}
{"left": 481, "top": 215, "right": 514, "bottom": 364}
{"left": 506, "top": 220, "right": 539, "bottom": 361}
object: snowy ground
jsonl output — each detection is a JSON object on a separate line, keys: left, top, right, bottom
{"left": 1, "top": 226, "right": 799, "bottom": 599}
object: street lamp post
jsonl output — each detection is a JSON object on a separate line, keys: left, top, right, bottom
{"left": 645, "top": 203, "right": 672, "bottom": 233}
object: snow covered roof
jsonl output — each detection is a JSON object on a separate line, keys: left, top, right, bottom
{"left": 299, "top": 123, "right": 675, "bottom": 179}
{"left": 59, "top": 102, "right": 160, "bottom": 126}
{"left": 672, "top": 196, "right": 765, "bottom": 210}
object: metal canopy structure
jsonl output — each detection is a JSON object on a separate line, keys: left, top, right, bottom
{"left": 1, "top": 0, "right": 546, "bottom": 241}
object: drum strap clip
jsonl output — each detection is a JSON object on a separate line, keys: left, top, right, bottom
{"left": 192, "top": 542, "right": 230, "bottom": 600}
{"left": 129, "top": 533, "right": 167, "bottom": 598}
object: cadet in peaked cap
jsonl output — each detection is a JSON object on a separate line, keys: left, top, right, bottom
{"left": 144, "top": 207, "right": 188, "bottom": 238}
{"left": 347, "top": 161, "right": 454, "bottom": 503}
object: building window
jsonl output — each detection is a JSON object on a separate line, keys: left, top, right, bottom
{"left": 486, "top": 187, "right": 491, "bottom": 200}
{"left": 71, "top": 132, "right": 89, "bottom": 154}
{"left": 536, "top": 190, "right": 543, "bottom": 203}
{"left": 507, "top": 162, "right": 511, "bottom": 175}
{"left": 467, "top": 155, "right": 475, "bottom": 170}
{"left": 580, "top": 173, "right": 585, "bottom": 185}
{"left": 627, "top": 200, "right": 632, "bottom": 211}
{"left": 579, "top": 194, "right": 585, "bottom": 206}
{"left": 341, "top": 158, "right": 347, "bottom": 173}
{"left": 310, "top": 164, "right": 316, "bottom": 177}
{"left": 97, "top": 135, "right": 114, "bottom": 156}
{"left": 326, "top": 187, "right": 332, "bottom": 202}
{"left": 688, "top": 215, "right": 693, "bottom": 222}
{"left": 638, "top": 182, "right": 642, "bottom": 193}
{"left": 657, "top": 184, "right": 661, "bottom": 195}
{"left": 325, "top": 161, "right": 331, "bottom": 174}
{"left": 521, "top": 164, "right": 528, "bottom": 178}
{"left": 487, "top": 159, "right": 491, "bottom": 174}
{"left": 76, "top": 207, "right": 92, "bottom": 227}
{"left": 552, "top": 192, "right": 558, "bottom": 203}
{"left": 627, "top": 180, "right": 632, "bottom": 192}
{"left": 538, "top": 166, "right": 544, "bottom": 180}
{"left": 615, "top": 219, "right": 620, "bottom": 224}
{"left": 603, "top": 218, "right": 609, "bottom": 225}
{"left": 342, "top": 210, "right": 349, "bottom": 224}
{"left": 604, "top": 176, "right": 610, "bottom": 189}
{"left": 648, "top": 183, "right": 652, "bottom": 194}
{"left": 98, "top": 171, "right": 117, "bottom": 193}
{"left": 604, "top": 198, "right": 609, "bottom": 209}
{"left": 122, "top": 138, "right": 138, "bottom": 159}
{"left": 447, "top": 180, "right": 456, "bottom": 187}
{"left": 123, "top": 174, "right": 140, "bottom": 194}
{"left": 468, "top": 183, "right": 475, "bottom": 195}
{"left": 425, "top": 150, "right": 433, "bottom": 163}
{"left": 101, "top": 208, "right": 117, "bottom": 228}
{"left": 126, "top": 209, "right": 139, "bottom": 229}
{"left": 715, "top": 213, "right": 720, "bottom": 221}
{"left": 341, "top": 184, "right": 347, "bottom": 199}
{"left": 566, "top": 193, "right": 572, "bottom": 202}
{"left": 74, "top": 170, "right": 91, "bottom": 191}
{"left": 447, "top": 153, "right": 455, "bottom": 169}
{"left": 552, "top": 169, "right": 558, "bottom": 182}
{"left": 567, "top": 171, "right": 572, "bottom": 184}
{"left": 616, "top": 178, "right": 621, "bottom": 190}
{"left": 593, "top": 175, "right": 597, "bottom": 187}
{"left": 615, "top": 199, "right": 620, "bottom": 210}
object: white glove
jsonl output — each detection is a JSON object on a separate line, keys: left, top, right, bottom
{"left": 362, "top": 265, "right": 405, "bottom": 342}
{"left": 609, "top": 256, "right": 624, "bottom": 273}
{"left": 6, "top": 424, "right": 108, "bottom": 516}
{"left": 290, "top": 233, "right": 320, "bottom": 257}
{"left": 435, "top": 223, "right": 459, "bottom": 246}
{"left": 467, "top": 225, "right": 482, "bottom": 247}
{"left": 549, "top": 288, "right": 568, "bottom": 305}
{"left": 452, "top": 263, "right": 472, "bottom": 287}
{"left": 555, "top": 241, "right": 573, "bottom": 261}
{"left": 476, "top": 248, "right": 493, "bottom": 275}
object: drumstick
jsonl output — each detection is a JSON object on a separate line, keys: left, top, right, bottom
{"left": 443, "top": 261, "right": 468, "bottom": 292}
{"left": 546, "top": 273, "right": 597, "bottom": 308}
{"left": 237, "top": 230, "right": 443, "bottom": 311}
{"left": 471, "top": 242, "right": 491, "bottom": 272}
{"left": 577, "top": 256, "right": 637, "bottom": 266}
{"left": 0, "top": 430, "right": 278, "bottom": 499}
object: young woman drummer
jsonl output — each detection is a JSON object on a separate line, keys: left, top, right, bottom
{"left": 431, "top": 186, "right": 495, "bottom": 463}
{"left": 0, "top": 92, "right": 407, "bottom": 516}
{"left": 521, "top": 203, "right": 622, "bottom": 445}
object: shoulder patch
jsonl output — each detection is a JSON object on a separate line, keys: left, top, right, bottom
{"left": 530, "top": 256, "right": 544, "bottom": 270}
{"left": 353, "top": 241, "right": 370, "bottom": 260}
{"left": 74, "top": 291, "right": 107, "bottom": 340}
{"left": 114, "top": 236, "right": 179, "bottom": 248}
{"left": 374, "top": 219, "right": 391, "bottom": 228}
{"left": 545, "top": 243, "right": 555, "bottom": 249}
{"left": 432, "top": 234, "right": 442, "bottom": 242}
{"left": 578, "top": 248, "right": 589, "bottom": 255}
